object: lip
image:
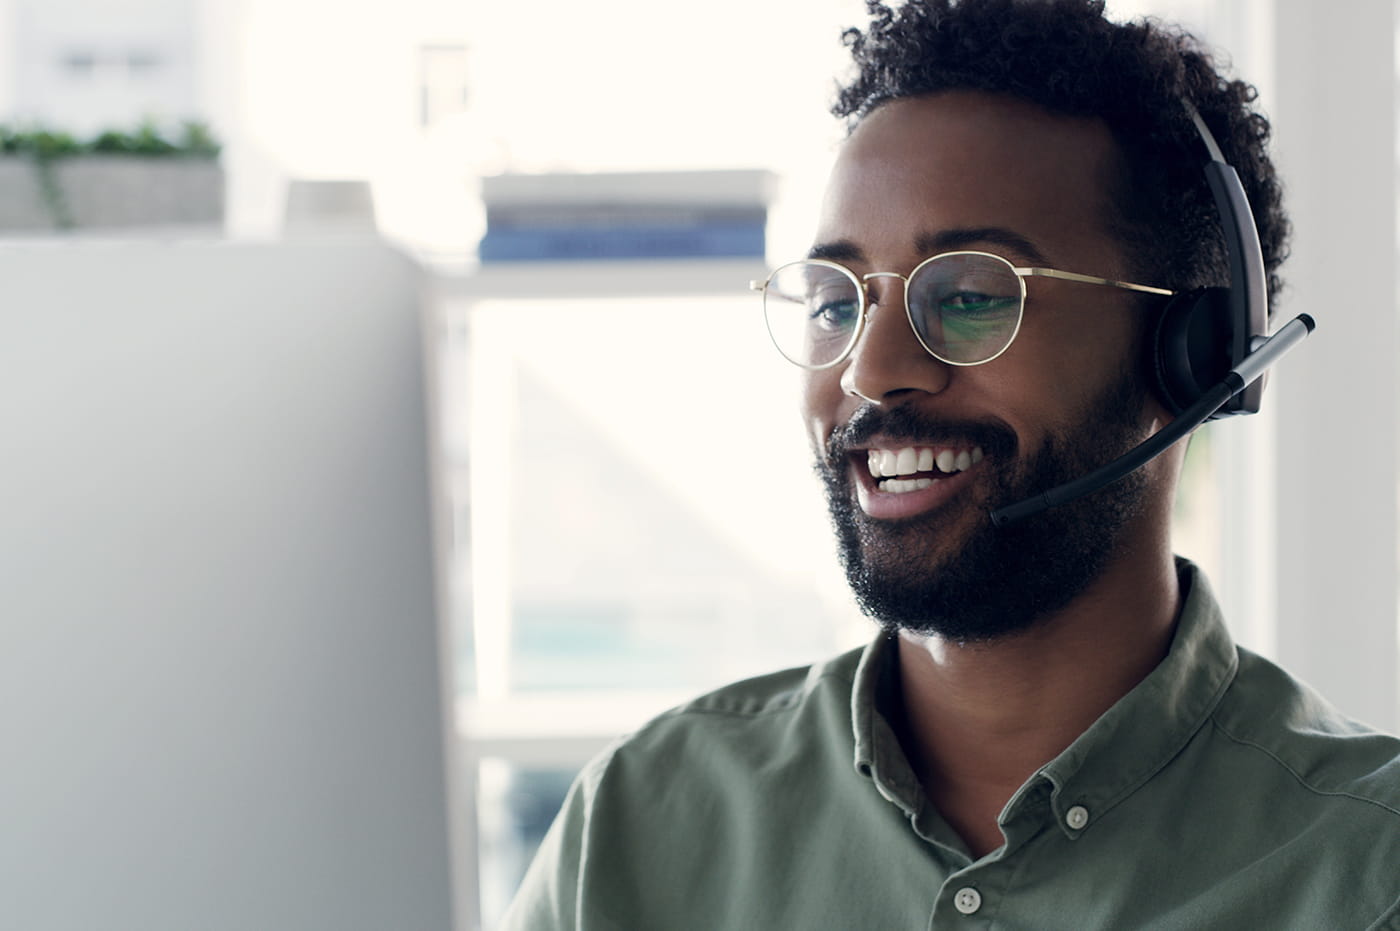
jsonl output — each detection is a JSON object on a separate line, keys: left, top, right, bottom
{"left": 850, "top": 450, "right": 982, "bottom": 520}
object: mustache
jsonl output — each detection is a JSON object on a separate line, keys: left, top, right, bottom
{"left": 823, "top": 404, "right": 1019, "bottom": 466}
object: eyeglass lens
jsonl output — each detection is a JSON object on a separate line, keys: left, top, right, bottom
{"left": 763, "top": 253, "right": 1024, "bottom": 367}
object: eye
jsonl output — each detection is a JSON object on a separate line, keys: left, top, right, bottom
{"left": 940, "top": 292, "right": 1019, "bottom": 317}
{"left": 808, "top": 297, "right": 860, "bottom": 331}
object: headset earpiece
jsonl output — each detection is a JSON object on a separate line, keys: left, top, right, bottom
{"left": 989, "top": 98, "right": 1314, "bottom": 526}
{"left": 1149, "top": 286, "right": 1234, "bottom": 417}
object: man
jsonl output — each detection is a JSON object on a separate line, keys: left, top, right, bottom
{"left": 502, "top": 1, "right": 1400, "bottom": 927}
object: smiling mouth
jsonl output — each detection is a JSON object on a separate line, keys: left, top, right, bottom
{"left": 863, "top": 444, "right": 986, "bottom": 493}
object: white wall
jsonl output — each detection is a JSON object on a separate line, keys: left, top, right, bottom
{"left": 0, "top": 0, "right": 15, "bottom": 116}
{"left": 1270, "top": 0, "right": 1399, "bottom": 730}
{"left": 9, "top": 0, "right": 200, "bottom": 132}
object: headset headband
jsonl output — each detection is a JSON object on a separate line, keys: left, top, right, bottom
{"left": 1182, "top": 99, "right": 1270, "bottom": 417}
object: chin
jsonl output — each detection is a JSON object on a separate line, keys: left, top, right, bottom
{"left": 825, "top": 438, "right": 1149, "bottom": 644}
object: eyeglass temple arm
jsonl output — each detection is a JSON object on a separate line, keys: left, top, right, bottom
{"left": 1018, "top": 267, "right": 1174, "bottom": 297}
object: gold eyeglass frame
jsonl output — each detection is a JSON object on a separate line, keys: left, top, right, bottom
{"left": 749, "top": 250, "right": 1174, "bottom": 370}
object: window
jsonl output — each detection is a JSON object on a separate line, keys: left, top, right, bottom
{"left": 60, "top": 50, "right": 97, "bottom": 78}
{"left": 419, "top": 44, "right": 470, "bottom": 128}
{"left": 438, "top": 258, "right": 865, "bottom": 927}
{"left": 126, "top": 49, "right": 164, "bottom": 76}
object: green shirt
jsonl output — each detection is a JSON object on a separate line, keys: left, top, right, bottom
{"left": 502, "top": 564, "right": 1400, "bottom": 929}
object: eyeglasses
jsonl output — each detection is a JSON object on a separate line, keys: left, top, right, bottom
{"left": 750, "top": 251, "right": 1174, "bottom": 369}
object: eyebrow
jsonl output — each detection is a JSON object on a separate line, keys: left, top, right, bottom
{"left": 807, "top": 227, "right": 1051, "bottom": 267}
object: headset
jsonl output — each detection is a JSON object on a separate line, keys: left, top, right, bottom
{"left": 989, "top": 101, "right": 1315, "bottom": 527}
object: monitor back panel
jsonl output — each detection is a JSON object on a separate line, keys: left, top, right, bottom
{"left": 0, "top": 240, "right": 454, "bottom": 931}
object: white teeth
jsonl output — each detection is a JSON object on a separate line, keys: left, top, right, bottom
{"left": 869, "top": 449, "right": 902, "bottom": 477}
{"left": 866, "top": 444, "right": 987, "bottom": 483}
{"left": 883, "top": 477, "right": 934, "bottom": 494}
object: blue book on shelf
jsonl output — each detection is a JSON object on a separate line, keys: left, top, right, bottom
{"left": 479, "top": 222, "right": 765, "bottom": 262}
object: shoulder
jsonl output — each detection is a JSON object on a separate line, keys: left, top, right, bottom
{"left": 1211, "top": 646, "right": 1400, "bottom": 816}
{"left": 1198, "top": 649, "right": 1400, "bottom": 923}
{"left": 657, "top": 644, "right": 863, "bottom": 721}
{"left": 502, "top": 644, "right": 902, "bottom": 930}
{"left": 575, "top": 645, "right": 866, "bottom": 800}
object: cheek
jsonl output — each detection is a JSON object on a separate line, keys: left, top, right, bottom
{"left": 1014, "top": 302, "right": 1139, "bottom": 397}
{"left": 801, "top": 369, "right": 845, "bottom": 452}
{"left": 1022, "top": 306, "right": 1118, "bottom": 364}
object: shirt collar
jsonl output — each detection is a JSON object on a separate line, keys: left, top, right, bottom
{"left": 850, "top": 559, "right": 1239, "bottom": 833}
{"left": 851, "top": 631, "right": 927, "bottom": 814}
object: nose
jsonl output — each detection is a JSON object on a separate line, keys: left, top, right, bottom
{"left": 839, "top": 276, "right": 951, "bottom": 404}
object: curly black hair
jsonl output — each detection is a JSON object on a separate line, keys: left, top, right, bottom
{"left": 833, "top": 0, "right": 1288, "bottom": 307}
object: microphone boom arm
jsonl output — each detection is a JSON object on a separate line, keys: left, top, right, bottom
{"left": 988, "top": 313, "right": 1315, "bottom": 527}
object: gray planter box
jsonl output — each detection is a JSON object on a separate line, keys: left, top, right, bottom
{"left": 0, "top": 156, "right": 223, "bottom": 231}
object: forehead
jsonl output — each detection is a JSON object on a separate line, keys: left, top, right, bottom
{"left": 816, "top": 91, "right": 1124, "bottom": 267}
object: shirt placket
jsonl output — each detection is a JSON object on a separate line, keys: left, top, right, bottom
{"left": 921, "top": 777, "right": 1055, "bottom": 929}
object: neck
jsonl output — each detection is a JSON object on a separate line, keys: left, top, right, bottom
{"left": 892, "top": 539, "right": 1182, "bottom": 857}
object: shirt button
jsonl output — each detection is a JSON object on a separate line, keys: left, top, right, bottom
{"left": 953, "top": 886, "right": 982, "bottom": 915}
{"left": 1066, "top": 805, "right": 1090, "bottom": 830}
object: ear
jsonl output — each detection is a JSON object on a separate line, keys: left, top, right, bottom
{"left": 1148, "top": 286, "right": 1233, "bottom": 416}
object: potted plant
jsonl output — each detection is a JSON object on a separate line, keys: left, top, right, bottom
{"left": 0, "top": 119, "right": 223, "bottom": 231}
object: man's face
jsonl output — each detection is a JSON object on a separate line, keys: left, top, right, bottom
{"left": 804, "top": 91, "right": 1167, "bottom": 641}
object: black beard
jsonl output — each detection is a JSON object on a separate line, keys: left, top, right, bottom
{"left": 816, "top": 369, "right": 1151, "bottom": 643}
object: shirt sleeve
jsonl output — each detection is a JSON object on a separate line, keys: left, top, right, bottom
{"left": 498, "top": 738, "right": 635, "bottom": 931}
{"left": 495, "top": 773, "right": 588, "bottom": 931}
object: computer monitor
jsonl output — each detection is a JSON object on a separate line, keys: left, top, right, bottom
{"left": 0, "top": 239, "right": 455, "bottom": 930}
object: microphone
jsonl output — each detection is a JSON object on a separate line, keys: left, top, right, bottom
{"left": 988, "top": 312, "right": 1316, "bottom": 527}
